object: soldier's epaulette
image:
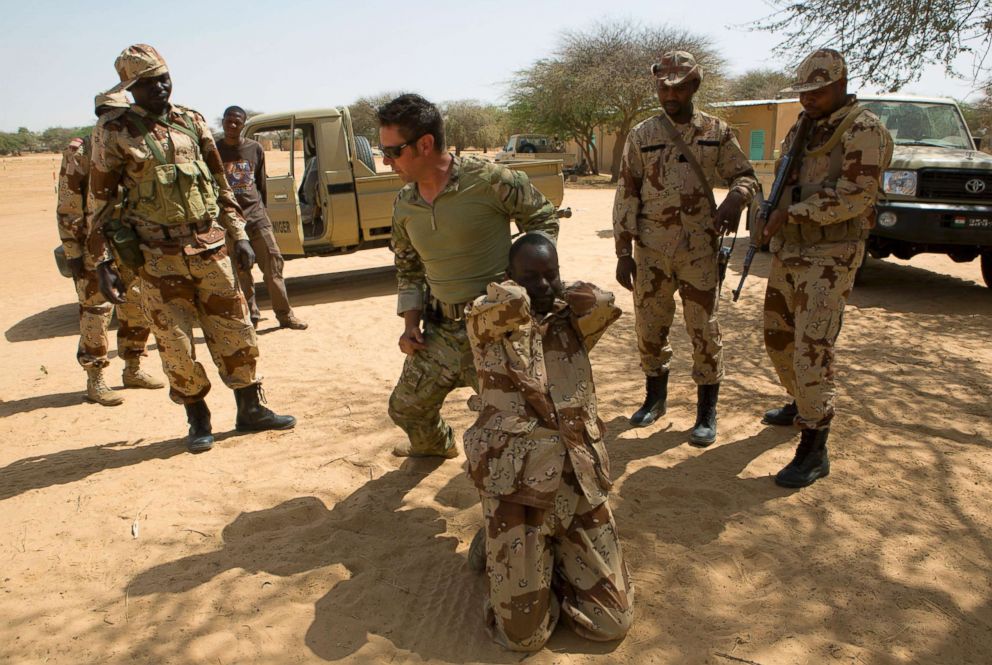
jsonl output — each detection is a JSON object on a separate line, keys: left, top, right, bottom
{"left": 98, "top": 106, "right": 130, "bottom": 129}
{"left": 172, "top": 104, "right": 204, "bottom": 122}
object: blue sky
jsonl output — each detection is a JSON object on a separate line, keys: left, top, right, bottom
{"left": 2, "top": 0, "right": 985, "bottom": 131}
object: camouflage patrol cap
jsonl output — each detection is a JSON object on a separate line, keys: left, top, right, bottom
{"left": 113, "top": 44, "right": 168, "bottom": 90}
{"left": 651, "top": 51, "right": 703, "bottom": 87}
{"left": 93, "top": 91, "right": 129, "bottom": 112}
{"left": 781, "top": 48, "right": 848, "bottom": 94}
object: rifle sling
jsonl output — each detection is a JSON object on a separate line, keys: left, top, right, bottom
{"left": 657, "top": 113, "right": 717, "bottom": 215}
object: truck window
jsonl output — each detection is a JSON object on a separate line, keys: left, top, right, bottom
{"left": 862, "top": 101, "right": 972, "bottom": 149}
{"left": 505, "top": 137, "right": 516, "bottom": 152}
{"left": 252, "top": 127, "right": 308, "bottom": 187}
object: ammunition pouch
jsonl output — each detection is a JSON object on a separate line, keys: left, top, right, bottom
{"left": 128, "top": 161, "right": 219, "bottom": 226}
{"left": 127, "top": 112, "right": 220, "bottom": 227}
{"left": 104, "top": 216, "right": 144, "bottom": 270}
{"left": 776, "top": 103, "right": 870, "bottom": 248}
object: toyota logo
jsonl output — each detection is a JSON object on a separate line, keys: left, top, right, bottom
{"left": 965, "top": 178, "right": 987, "bottom": 194}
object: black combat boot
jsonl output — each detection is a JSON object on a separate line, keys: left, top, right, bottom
{"left": 185, "top": 400, "right": 214, "bottom": 453}
{"left": 763, "top": 400, "right": 798, "bottom": 426}
{"left": 775, "top": 428, "right": 830, "bottom": 488}
{"left": 234, "top": 383, "right": 297, "bottom": 432}
{"left": 689, "top": 383, "right": 719, "bottom": 447}
{"left": 630, "top": 372, "right": 669, "bottom": 427}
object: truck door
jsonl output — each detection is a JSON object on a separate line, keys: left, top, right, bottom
{"left": 248, "top": 121, "right": 305, "bottom": 256}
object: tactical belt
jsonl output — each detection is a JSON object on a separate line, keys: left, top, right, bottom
{"left": 428, "top": 296, "right": 471, "bottom": 322}
{"left": 133, "top": 219, "right": 212, "bottom": 242}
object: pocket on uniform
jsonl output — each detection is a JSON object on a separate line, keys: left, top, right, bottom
{"left": 464, "top": 414, "right": 559, "bottom": 501}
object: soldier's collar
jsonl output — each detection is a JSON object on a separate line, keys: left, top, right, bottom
{"left": 131, "top": 103, "right": 174, "bottom": 122}
{"left": 821, "top": 95, "right": 859, "bottom": 125}
{"left": 690, "top": 110, "right": 706, "bottom": 131}
{"left": 410, "top": 153, "right": 460, "bottom": 204}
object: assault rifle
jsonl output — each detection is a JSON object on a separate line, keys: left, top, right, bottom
{"left": 731, "top": 114, "right": 813, "bottom": 302}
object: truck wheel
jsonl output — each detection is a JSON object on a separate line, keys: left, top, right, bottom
{"left": 354, "top": 135, "right": 376, "bottom": 173}
{"left": 981, "top": 252, "right": 992, "bottom": 288}
{"left": 519, "top": 143, "right": 537, "bottom": 154}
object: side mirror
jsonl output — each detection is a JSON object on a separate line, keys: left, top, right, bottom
{"left": 974, "top": 137, "right": 983, "bottom": 150}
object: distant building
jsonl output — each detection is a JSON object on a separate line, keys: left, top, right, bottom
{"left": 562, "top": 99, "right": 804, "bottom": 179}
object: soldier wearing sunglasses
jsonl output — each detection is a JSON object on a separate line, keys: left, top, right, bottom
{"left": 378, "top": 93, "right": 559, "bottom": 459}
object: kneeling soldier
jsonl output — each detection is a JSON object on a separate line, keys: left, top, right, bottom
{"left": 464, "top": 234, "right": 634, "bottom": 651}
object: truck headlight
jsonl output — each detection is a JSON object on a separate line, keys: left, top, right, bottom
{"left": 883, "top": 170, "right": 917, "bottom": 196}
{"left": 877, "top": 211, "right": 897, "bottom": 228}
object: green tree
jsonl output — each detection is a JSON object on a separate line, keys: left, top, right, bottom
{"left": 752, "top": 0, "right": 992, "bottom": 91}
{"left": 441, "top": 100, "right": 508, "bottom": 154}
{"left": 348, "top": 92, "right": 405, "bottom": 144}
{"left": 560, "top": 21, "right": 725, "bottom": 181}
{"left": 960, "top": 84, "right": 992, "bottom": 152}
{"left": 508, "top": 58, "right": 609, "bottom": 174}
{"left": 724, "top": 68, "right": 796, "bottom": 101}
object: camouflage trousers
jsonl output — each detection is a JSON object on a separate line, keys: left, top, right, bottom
{"left": 388, "top": 316, "right": 478, "bottom": 456}
{"left": 73, "top": 266, "right": 151, "bottom": 369}
{"left": 633, "top": 244, "right": 723, "bottom": 384}
{"left": 228, "top": 222, "right": 295, "bottom": 323}
{"left": 481, "top": 463, "right": 634, "bottom": 651}
{"left": 138, "top": 247, "right": 258, "bottom": 405}
{"left": 763, "top": 247, "right": 861, "bottom": 429}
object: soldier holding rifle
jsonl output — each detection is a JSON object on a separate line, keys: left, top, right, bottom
{"left": 613, "top": 51, "right": 757, "bottom": 446}
{"left": 753, "top": 49, "right": 891, "bottom": 488}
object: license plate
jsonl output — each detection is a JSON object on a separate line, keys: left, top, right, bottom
{"left": 951, "top": 216, "right": 992, "bottom": 229}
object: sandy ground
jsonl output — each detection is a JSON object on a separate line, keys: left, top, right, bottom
{"left": 1, "top": 152, "right": 991, "bottom": 665}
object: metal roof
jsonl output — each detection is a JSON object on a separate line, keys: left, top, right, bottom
{"left": 713, "top": 93, "right": 960, "bottom": 108}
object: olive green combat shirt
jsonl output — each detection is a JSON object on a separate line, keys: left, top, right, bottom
{"left": 390, "top": 155, "right": 559, "bottom": 315}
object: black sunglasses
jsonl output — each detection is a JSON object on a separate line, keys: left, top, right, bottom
{"left": 380, "top": 135, "right": 423, "bottom": 159}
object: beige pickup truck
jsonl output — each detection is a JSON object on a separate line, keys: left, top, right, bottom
{"left": 242, "top": 108, "right": 566, "bottom": 258}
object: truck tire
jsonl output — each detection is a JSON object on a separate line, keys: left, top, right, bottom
{"left": 354, "top": 135, "right": 376, "bottom": 173}
{"left": 981, "top": 251, "right": 992, "bottom": 289}
{"left": 519, "top": 143, "right": 537, "bottom": 154}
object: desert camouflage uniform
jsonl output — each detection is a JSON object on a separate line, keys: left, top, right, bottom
{"left": 764, "top": 95, "right": 892, "bottom": 428}
{"left": 88, "top": 104, "right": 257, "bottom": 404}
{"left": 389, "top": 155, "right": 559, "bottom": 456}
{"left": 464, "top": 281, "right": 633, "bottom": 651}
{"left": 614, "top": 111, "right": 757, "bottom": 383}
{"left": 57, "top": 136, "right": 151, "bottom": 369}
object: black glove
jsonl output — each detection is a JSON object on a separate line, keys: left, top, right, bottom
{"left": 96, "top": 262, "right": 126, "bottom": 304}
{"left": 234, "top": 239, "right": 255, "bottom": 272}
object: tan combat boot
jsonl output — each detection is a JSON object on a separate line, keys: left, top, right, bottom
{"left": 85, "top": 367, "right": 124, "bottom": 406}
{"left": 122, "top": 357, "right": 165, "bottom": 389}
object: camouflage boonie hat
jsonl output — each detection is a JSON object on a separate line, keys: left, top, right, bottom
{"left": 112, "top": 44, "right": 168, "bottom": 91}
{"left": 93, "top": 90, "right": 129, "bottom": 112}
{"left": 651, "top": 51, "right": 703, "bottom": 87}
{"left": 781, "top": 49, "right": 848, "bottom": 94}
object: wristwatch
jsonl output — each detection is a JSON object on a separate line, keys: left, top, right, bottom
{"left": 616, "top": 247, "right": 632, "bottom": 258}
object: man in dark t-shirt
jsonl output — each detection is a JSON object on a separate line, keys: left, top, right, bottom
{"left": 218, "top": 106, "right": 307, "bottom": 330}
